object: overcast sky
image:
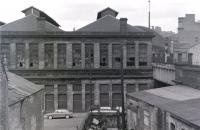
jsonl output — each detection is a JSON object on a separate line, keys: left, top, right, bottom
{"left": 1, "top": 0, "right": 200, "bottom": 32}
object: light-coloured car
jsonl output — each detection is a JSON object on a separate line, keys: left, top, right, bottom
{"left": 45, "top": 109, "right": 73, "bottom": 119}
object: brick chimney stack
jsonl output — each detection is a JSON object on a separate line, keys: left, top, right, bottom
{"left": 120, "top": 18, "right": 128, "bottom": 33}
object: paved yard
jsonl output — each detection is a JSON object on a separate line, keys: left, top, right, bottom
{"left": 44, "top": 113, "right": 88, "bottom": 130}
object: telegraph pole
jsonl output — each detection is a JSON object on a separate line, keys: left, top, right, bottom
{"left": 120, "top": 43, "right": 126, "bottom": 130}
{"left": 148, "top": 0, "right": 151, "bottom": 28}
{"left": 89, "top": 44, "right": 93, "bottom": 111}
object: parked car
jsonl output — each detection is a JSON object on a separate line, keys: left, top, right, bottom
{"left": 45, "top": 109, "right": 73, "bottom": 119}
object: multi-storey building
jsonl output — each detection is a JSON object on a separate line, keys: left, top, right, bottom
{"left": 0, "top": 6, "right": 154, "bottom": 112}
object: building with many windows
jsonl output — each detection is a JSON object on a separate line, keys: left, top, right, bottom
{"left": 0, "top": 6, "right": 154, "bottom": 112}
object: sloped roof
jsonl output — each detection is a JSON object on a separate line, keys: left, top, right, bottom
{"left": 8, "top": 71, "right": 43, "bottom": 106}
{"left": 77, "top": 15, "right": 149, "bottom": 33}
{"left": 174, "top": 43, "right": 199, "bottom": 49}
{"left": 22, "top": 6, "right": 60, "bottom": 27}
{"left": 0, "top": 15, "right": 63, "bottom": 32}
{"left": 160, "top": 98, "right": 200, "bottom": 127}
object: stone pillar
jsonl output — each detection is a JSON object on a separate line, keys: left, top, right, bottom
{"left": 66, "top": 43, "right": 72, "bottom": 68}
{"left": 94, "top": 43, "right": 100, "bottom": 68}
{"left": 178, "top": 53, "right": 182, "bottom": 63}
{"left": 39, "top": 43, "right": 44, "bottom": 69}
{"left": 94, "top": 83, "right": 100, "bottom": 106}
{"left": 109, "top": 83, "right": 112, "bottom": 107}
{"left": 54, "top": 84, "right": 58, "bottom": 110}
{"left": 108, "top": 43, "right": 112, "bottom": 68}
{"left": 135, "top": 83, "right": 139, "bottom": 92}
{"left": 25, "top": 42, "right": 29, "bottom": 69}
{"left": 82, "top": 82, "right": 86, "bottom": 112}
{"left": 188, "top": 53, "right": 193, "bottom": 65}
{"left": 123, "top": 44, "right": 127, "bottom": 68}
{"left": 124, "top": 83, "right": 127, "bottom": 104}
{"left": 10, "top": 43, "right": 16, "bottom": 69}
{"left": 67, "top": 84, "right": 73, "bottom": 111}
{"left": 81, "top": 43, "right": 85, "bottom": 69}
{"left": 135, "top": 41, "right": 139, "bottom": 68}
{"left": 147, "top": 42, "right": 152, "bottom": 66}
{"left": 54, "top": 43, "right": 57, "bottom": 69}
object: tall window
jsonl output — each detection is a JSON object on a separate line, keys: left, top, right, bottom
{"left": 45, "top": 85, "right": 54, "bottom": 112}
{"left": 112, "top": 84, "right": 122, "bottom": 108}
{"left": 85, "top": 84, "right": 94, "bottom": 111}
{"left": 44, "top": 43, "right": 54, "bottom": 68}
{"left": 100, "top": 84, "right": 109, "bottom": 107}
{"left": 85, "top": 44, "right": 94, "bottom": 68}
{"left": 100, "top": 44, "right": 108, "bottom": 67}
{"left": 29, "top": 43, "right": 39, "bottom": 68}
{"left": 16, "top": 43, "right": 25, "bottom": 68}
{"left": 126, "top": 84, "right": 136, "bottom": 93}
{"left": 72, "top": 44, "right": 81, "bottom": 68}
{"left": 139, "top": 43, "right": 148, "bottom": 66}
{"left": 57, "top": 44, "right": 66, "bottom": 68}
{"left": 127, "top": 44, "right": 135, "bottom": 67}
{"left": 58, "top": 85, "right": 67, "bottom": 109}
{"left": 112, "top": 44, "right": 121, "bottom": 68}
{"left": 1, "top": 43, "right": 10, "bottom": 65}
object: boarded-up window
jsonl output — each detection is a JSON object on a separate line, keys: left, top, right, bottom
{"left": 100, "top": 84, "right": 109, "bottom": 107}
{"left": 85, "top": 44, "right": 94, "bottom": 68}
{"left": 57, "top": 44, "right": 66, "bottom": 68}
{"left": 45, "top": 85, "right": 54, "bottom": 94}
{"left": 73, "top": 94, "right": 82, "bottom": 112}
{"left": 1, "top": 43, "right": 10, "bottom": 65}
{"left": 126, "top": 84, "right": 136, "bottom": 93}
{"left": 112, "top": 84, "right": 121, "bottom": 93}
{"left": 72, "top": 44, "right": 81, "bottom": 68}
{"left": 139, "top": 43, "right": 148, "bottom": 66}
{"left": 112, "top": 44, "right": 121, "bottom": 68}
{"left": 100, "top": 44, "right": 108, "bottom": 67}
{"left": 16, "top": 43, "right": 25, "bottom": 68}
{"left": 139, "top": 83, "right": 148, "bottom": 91}
{"left": 44, "top": 44, "right": 54, "bottom": 68}
{"left": 127, "top": 44, "right": 135, "bottom": 67}
{"left": 29, "top": 43, "right": 39, "bottom": 68}
{"left": 112, "top": 93, "right": 121, "bottom": 108}
{"left": 58, "top": 94, "right": 67, "bottom": 109}
{"left": 45, "top": 94, "right": 54, "bottom": 113}
{"left": 73, "top": 84, "right": 82, "bottom": 92}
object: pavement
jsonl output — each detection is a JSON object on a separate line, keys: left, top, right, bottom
{"left": 44, "top": 113, "right": 88, "bottom": 130}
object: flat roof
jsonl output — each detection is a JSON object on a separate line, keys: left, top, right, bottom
{"left": 127, "top": 85, "right": 200, "bottom": 128}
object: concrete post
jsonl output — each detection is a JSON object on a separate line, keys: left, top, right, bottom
{"left": 81, "top": 43, "right": 85, "bottom": 69}
{"left": 67, "top": 84, "right": 73, "bottom": 111}
{"left": 25, "top": 42, "right": 29, "bottom": 69}
{"left": 54, "top": 84, "right": 58, "bottom": 110}
{"left": 108, "top": 43, "right": 112, "bottom": 68}
{"left": 54, "top": 43, "right": 57, "bottom": 69}
{"left": 135, "top": 41, "right": 139, "bottom": 68}
{"left": 10, "top": 43, "right": 16, "bottom": 69}
{"left": 94, "top": 43, "right": 100, "bottom": 68}
{"left": 66, "top": 43, "right": 72, "bottom": 68}
{"left": 39, "top": 43, "right": 44, "bottom": 69}
{"left": 123, "top": 43, "right": 127, "bottom": 68}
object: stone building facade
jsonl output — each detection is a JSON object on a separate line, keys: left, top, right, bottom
{"left": 0, "top": 6, "right": 154, "bottom": 112}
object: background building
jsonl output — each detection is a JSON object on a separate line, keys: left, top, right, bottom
{"left": 0, "top": 6, "right": 154, "bottom": 112}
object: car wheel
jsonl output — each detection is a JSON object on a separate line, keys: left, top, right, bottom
{"left": 65, "top": 115, "right": 70, "bottom": 119}
{"left": 48, "top": 116, "right": 53, "bottom": 119}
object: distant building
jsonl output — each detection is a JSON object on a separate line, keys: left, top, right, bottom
{"left": 127, "top": 86, "right": 200, "bottom": 130}
{"left": 0, "top": 6, "right": 154, "bottom": 112}
{"left": 178, "top": 14, "right": 200, "bottom": 45}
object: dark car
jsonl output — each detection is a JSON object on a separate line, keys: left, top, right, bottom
{"left": 45, "top": 109, "right": 73, "bottom": 119}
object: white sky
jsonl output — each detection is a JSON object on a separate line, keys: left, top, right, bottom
{"left": 1, "top": 0, "right": 200, "bottom": 32}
